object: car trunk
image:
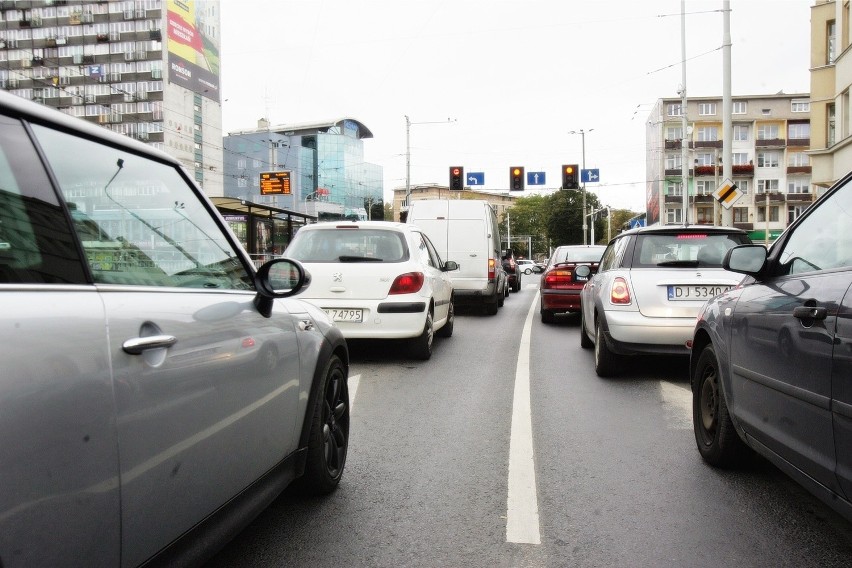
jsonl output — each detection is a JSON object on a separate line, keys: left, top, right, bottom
{"left": 629, "top": 267, "right": 744, "bottom": 318}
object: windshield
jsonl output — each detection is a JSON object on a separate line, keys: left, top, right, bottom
{"left": 285, "top": 228, "right": 409, "bottom": 263}
{"left": 634, "top": 232, "right": 751, "bottom": 268}
{"left": 553, "top": 246, "right": 607, "bottom": 264}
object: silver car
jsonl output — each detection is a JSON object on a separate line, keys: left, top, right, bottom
{"left": 579, "top": 224, "right": 752, "bottom": 377}
{"left": 0, "top": 90, "right": 349, "bottom": 567}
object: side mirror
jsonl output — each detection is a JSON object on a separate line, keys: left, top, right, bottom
{"left": 443, "top": 260, "right": 459, "bottom": 271}
{"left": 724, "top": 245, "right": 767, "bottom": 275}
{"left": 575, "top": 264, "right": 592, "bottom": 278}
{"left": 254, "top": 258, "right": 311, "bottom": 317}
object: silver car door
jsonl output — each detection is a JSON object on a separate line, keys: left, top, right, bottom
{"left": 31, "top": 124, "right": 301, "bottom": 568}
{"left": 0, "top": 116, "right": 120, "bottom": 566}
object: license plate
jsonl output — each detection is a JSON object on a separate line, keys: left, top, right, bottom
{"left": 324, "top": 308, "right": 363, "bottom": 322}
{"left": 667, "top": 285, "right": 733, "bottom": 301}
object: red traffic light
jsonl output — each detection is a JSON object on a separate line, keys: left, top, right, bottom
{"left": 452, "top": 167, "right": 461, "bottom": 176}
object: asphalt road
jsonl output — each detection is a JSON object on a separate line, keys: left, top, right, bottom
{"left": 206, "top": 281, "right": 852, "bottom": 567}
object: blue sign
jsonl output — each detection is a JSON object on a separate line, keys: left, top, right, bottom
{"left": 467, "top": 172, "right": 485, "bottom": 185}
{"left": 581, "top": 169, "right": 600, "bottom": 183}
{"left": 629, "top": 218, "right": 646, "bottom": 229}
{"left": 527, "top": 171, "right": 546, "bottom": 186}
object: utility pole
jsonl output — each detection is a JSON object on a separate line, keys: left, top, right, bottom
{"left": 680, "top": 0, "right": 689, "bottom": 225}
{"left": 404, "top": 116, "right": 456, "bottom": 214}
{"left": 721, "top": 0, "right": 733, "bottom": 227}
{"left": 569, "top": 129, "right": 593, "bottom": 244}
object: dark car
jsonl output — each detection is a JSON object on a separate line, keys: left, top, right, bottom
{"left": 690, "top": 171, "right": 852, "bottom": 522}
{"left": 540, "top": 245, "right": 606, "bottom": 323}
{"left": 502, "top": 249, "right": 522, "bottom": 292}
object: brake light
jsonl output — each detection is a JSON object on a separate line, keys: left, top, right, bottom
{"left": 610, "top": 277, "right": 631, "bottom": 304}
{"left": 389, "top": 272, "right": 425, "bottom": 294}
{"left": 488, "top": 258, "right": 496, "bottom": 281}
{"left": 543, "top": 269, "right": 573, "bottom": 290}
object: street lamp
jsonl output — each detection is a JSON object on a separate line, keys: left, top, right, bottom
{"left": 405, "top": 115, "right": 456, "bottom": 212}
{"left": 569, "top": 128, "right": 593, "bottom": 245}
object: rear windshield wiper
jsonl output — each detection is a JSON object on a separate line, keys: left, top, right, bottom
{"left": 338, "top": 255, "right": 383, "bottom": 262}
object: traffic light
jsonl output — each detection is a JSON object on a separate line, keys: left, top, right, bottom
{"left": 562, "top": 164, "right": 579, "bottom": 190}
{"left": 510, "top": 166, "right": 524, "bottom": 191}
{"left": 449, "top": 166, "right": 464, "bottom": 190}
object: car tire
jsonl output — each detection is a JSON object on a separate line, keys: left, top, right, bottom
{"left": 409, "top": 310, "right": 434, "bottom": 359}
{"left": 692, "top": 344, "right": 749, "bottom": 467}
{"left": 579, "top": 310, "right": 593, "bottom": 349}
{"left": 524, "top": 268, "right": 532, "bottom": 275}
{"left": 436, "top": 296, "right": 454, "bottom": 338}
{"left": 498, "top": 286, "right": 506, "bottom": 307}
{"left": 301, "top": 354, "right": 349, "bottom": 495}
{"left": 594, "top": 317, "right": 619, "bottom": 377}
{"left": 513, "top": 277, "right": 521, "bottom": 292}
{"left": 541, "top": 309, "right": 555, "bottom": 324}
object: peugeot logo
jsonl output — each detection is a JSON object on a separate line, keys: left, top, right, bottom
{"left": 332, "top": 272, "right": 343, "bottom": 282}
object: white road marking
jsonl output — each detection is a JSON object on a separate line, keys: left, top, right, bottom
{"left": 349, "top": 373, "right": 360, "bottom": 411}
{"left": 506, "top": 292, "right": 542, "bottom": 544}
{"left": 660, "top": 381, "right": 692, "bottom": 430}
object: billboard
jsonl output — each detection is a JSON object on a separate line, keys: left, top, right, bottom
{"left": 167, "top": 0, "right": 220, "bottom": 101}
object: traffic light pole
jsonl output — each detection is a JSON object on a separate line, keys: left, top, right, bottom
{"left": 569, "top": 129, "right": 592, "bottom": 245}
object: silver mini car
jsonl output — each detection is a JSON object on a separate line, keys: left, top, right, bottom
{"left": 0, "top": 90, "right": 349, "bottom": 567}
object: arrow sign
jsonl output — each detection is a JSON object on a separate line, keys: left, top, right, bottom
{"left": 527, "top": 171, "right": 546, "bottom": 186}
{"left": 467, "top": 172, "right": 484, "bottom": 185}
{"left": 581, "top": 169, "right": 600, "bottom": 183}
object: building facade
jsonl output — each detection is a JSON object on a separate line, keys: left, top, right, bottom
{"left": 646, "top": 93, "right": 814, "bottom": 243}
{"left": 223, "top": 118, "right": 383, "bottom": 221}
{"left": 0, "top": 0, "right": 223, "bottom": 195}
{"left": 810, "top": 0, "right": 852, "bottom": 189}
{"left": 391, "top": 184, "right": 516, "bottom": 222}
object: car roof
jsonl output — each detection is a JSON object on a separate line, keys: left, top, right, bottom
{"left": 616, "top": 224, "right": 748, "bottom": 238}
{"left": 299, "top": 220, "right": 411, "bottom": 231}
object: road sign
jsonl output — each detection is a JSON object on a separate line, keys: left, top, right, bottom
{"left": 527, "top": 171, "right": 546, "bottom": 186}
{"left": 712, "top": 178, "right": 742, "bottom": 209}
{"left": 581, "top": 169, "right": 600, "bottom": 183}
{"left": 260, "top": 171, "right": 291, "bottom": 195}
{"left": 468, "top": 172, "right": 485, "bottom": 185}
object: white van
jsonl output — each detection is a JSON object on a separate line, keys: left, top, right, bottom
{"left": 406, "top": 199, "right": 507, "bottom": 315}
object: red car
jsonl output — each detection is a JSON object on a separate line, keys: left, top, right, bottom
{"left": 540, "top": 245, "right": 607, "bottom": 323}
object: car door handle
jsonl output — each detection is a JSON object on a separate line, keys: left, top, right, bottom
{"left": 122, "top": 334, "right": 178, "bottom": 354}
{"left": 792, "top": 306, "right": 827, "bottom": 320}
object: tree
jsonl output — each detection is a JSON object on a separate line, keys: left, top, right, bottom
{"left": 545, "top": 189, "right": 603, "bottom": 246}
{"left": 499, "top": 194, "right": 549, "bottom": 258}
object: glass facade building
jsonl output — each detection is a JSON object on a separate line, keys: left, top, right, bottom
{"left": 223, "top": 118, "right": 383, "bottom": 221}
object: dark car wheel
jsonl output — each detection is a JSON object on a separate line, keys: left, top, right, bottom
{"left": 513, "top": 276, "right": 521, "bottom": 292}
{"left": 541, "top": 308, "right": 555, "bottom": 324}
{"left": 302, "top": 354, "right": 349, "bottom": 495}
{"left": 594, "top": 317, "right": 620, "bottom": 377}
{"left": 692, "top": 344, "right": 748, "bottom": 467}
{"left": 579, "top": 309, "right": 593, "bottom": 349}
{"left": 409, "top": 310, "right": 434, "bottom": 359}
{"left": 436, "top": 296, "right": 454, "bottom": 338}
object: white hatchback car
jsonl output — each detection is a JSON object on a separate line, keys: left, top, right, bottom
{"left": 284, "top": 221, "right": 458, "bottom": 359}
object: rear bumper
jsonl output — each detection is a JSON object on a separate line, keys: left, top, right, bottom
{"left": 540, "top": 289, "right": 582, "bottom": 313}
{"left": 454, "top": 283, "right": 499, "bottom": 305}
{"left": 602, "top": 309, "right": 695, "bottom": 355}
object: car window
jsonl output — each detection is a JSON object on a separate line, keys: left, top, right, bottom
{"left": 777, "top": 181, "right": 852, "bottom": 275}
{"left": 634, "top": 232, "right": 749, "bottom": 268}
{"left": 286, "top": 228, "right": 408, "bottom": 262}
{"left": 30, "top": 124, "right": 252, "bottom": 289}
{"left": 420, "top": 232, "right": 443, "bottom": 268}
{"left": 599, "top": 236, "right": 629, "bottom": 272}
{"left": 0, "top": 115, "right": 87, "bottom": 284}
{"left": 554, "top": 247, "right": 606, "bottom": 263}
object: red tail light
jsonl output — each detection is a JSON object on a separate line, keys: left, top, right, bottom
{"left": 542, "top": 269, "right": 573, "bottom": 290}
{"left": 610, "top": 276, "right": 631, "bottom": 304}
{"left": 488, "top": 258, "right": 496, "bottom": 281}
{"left": 389, "top": 272, "right": 425, "bottom": 294}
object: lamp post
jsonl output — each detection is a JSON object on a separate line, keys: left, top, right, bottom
{"left": 569, "top": 128, "right": 593, "bottom": 245}
{"left": 405, "top": 115, "right": 456, "bottom": 213}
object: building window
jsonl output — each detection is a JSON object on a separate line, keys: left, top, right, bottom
{"left": 788, "top": 152, "right": 809, "bottom": 167}
{"left": 732, "top": 101, "right": 747, "bottom": 114}
{"left": 697, "top": 126, "right": 718, "bottom": 141}
{"left": 236, "top": 158, "right": 246, "bottom": 170}
{"left": 666, "top": 154, "right": 682, "bottom": 170}
{"left": 757, "top": 124, "right": 779, "bottom": 140}
{"left": 696, "top": 180, "right": 714, "bottom": 194}
{"left": 733, "top": 124, "right": 749, "bottom": 141}
{"left": 695, "top": 152, "right": 715, "bottom": 166}
{"left": 788, "top": 204, "right": 807, "bottom": 224}
{"left": 757, "top": 152, "right": 779, "bottom": 168}
{"left": 666, "top": 126, "right": 683, "bottom": 140}
{"left": 757, "top": 179, "right": 780, "bottom": 193}
{"left": 828, "top": 103, "right": 836, "bottom": 146}
{"left": 828, "top": 19, "right": 837, "bottom": 64}
{"left": 696, "top": 206, "right": 713, "bottom": 224}
{"left": 738, "top": 180, "right": 749, "bottom": 194}
{"left": 698, "top": 103, "right": 717, "bottom": 116}
{"left": 732, "top": 152, "right": 749, "bottom": 165}
{"left": 237, "top": 176, "right": 247, "bottom": 188}
{"left": 791, "top": 100, "right": 810, "bottom": 113}
{"left": 667, "top": 103, "right": 682, "bottom": 117}
{"left": 252, "top": 159, "right": 261, "bottom": 169}
{"left": 788, "top": 123, "right": 810, "bottom": 139}
{"left": 757, "top": 206, "right": 780, "bottom": 222}
{"left": 733, "top": 207, "right": 748, "bottom": 223}
{"left": 788, "top": 178, "right": 810, "bottom": 194}
{"left": 666, "top": 207, "right": 683, "bottom": 224}
{"left": 666, "top": 181, "right": 683, "bottom": 196}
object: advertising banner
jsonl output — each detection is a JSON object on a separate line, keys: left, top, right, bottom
{"left": 167, "top": 0, "right": 220, "bottom": 101}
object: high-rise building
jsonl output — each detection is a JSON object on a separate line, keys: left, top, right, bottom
{"left": 646, "top": 93, "right": 813, "bottom": 243}
{"left": 0, "top": 0, "right": 223, "bottom": 196}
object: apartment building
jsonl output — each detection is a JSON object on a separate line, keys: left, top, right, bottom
{"left": 0, "top": 0, "right": 223, "bottom": 196}
{"left": 810, "top": 0, "right": 852, "bottom": 189}
{"left": 646, "top": 93, "right": 813, "bottom": 242}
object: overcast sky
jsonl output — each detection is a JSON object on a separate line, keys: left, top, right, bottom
{"left": 220, "top": 0, "right": 812, "bottom": 212}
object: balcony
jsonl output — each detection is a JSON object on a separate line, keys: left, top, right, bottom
{"left": 788, "top": 137, "right": 810, "bottom": 147}
{"left": 756, "top": 191, "right": 786, "bottom": 203}
{"left": 755, "top": 138, "right": 786, "bottom": 148}
{"left": 733, "top": 222, "right": 754, "bottom": 231}
{"left": 693, "top": 165, "right": 718, "bottom": 176}
{"left": 665, "top": 139, "right": 682, "bottom": 150}
{"left": 787, "top": 166, "right": 812, "bottom": 175}
{"left": 732, "top": 164, "right": 754, "bottom": 176}
{"left": 786, "top": 192, "right": 813, "bottom": 203}
{"left": 694, "top": 140, "right": 722, "bottom": 149}
{"left": 664, "top": 194, "right": 683, "bottom": 203}
{"left": 691, "top": 194, "right": 714, "bottom": 204}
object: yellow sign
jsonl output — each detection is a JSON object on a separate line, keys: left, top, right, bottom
{"left": 259, "top": 171, "right": 291, "bottom": 195}
{"left": 712, "top": 178, "right": 742, "bottom": 209}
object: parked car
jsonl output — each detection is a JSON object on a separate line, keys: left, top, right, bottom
{"left": 579, "top": 224, "right": 752, "bottom": 377}
{"left": 539, "top": 245, "right": 606, "bottom": 323}
{"left": 407, "top": 199, "right": 506, "bottom": 315}
{"left": 502, "top": 249, "right": 522, "bottom": 292}
{"left": 517, "top": 259, "right": 540, "bottom": 274}
{"left": 690, "top": 171, "right": 852, "bottom": 522}
{"left": 0, "top": 90, "right": 350, "bottom": 567}
{"left": 284, "top": 220, "right": 457, "bottom": 359}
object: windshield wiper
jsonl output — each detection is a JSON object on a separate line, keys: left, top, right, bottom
{"left": 656, "top": 260, "right": 698, "bottom": 267}
{"left": 338, "top": 255, "right": 383, "bottom": 262}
